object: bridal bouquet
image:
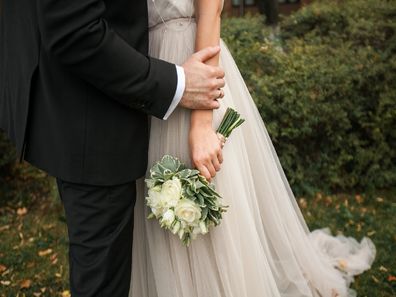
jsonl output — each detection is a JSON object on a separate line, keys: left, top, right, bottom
{"left": 145, "top": 108, "right": 245, "bottom": 246}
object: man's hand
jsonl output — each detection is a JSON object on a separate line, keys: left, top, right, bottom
{"left": 180, "top": 46, "right": 225, "bottom": 110}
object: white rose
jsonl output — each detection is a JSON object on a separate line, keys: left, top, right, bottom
{"left": 146, "top": 185, "right": 162, "bottom": 208}
{"left": 160, "top": 209, "right": 176, "bottom": 228}
{"left": 199, "top": 221, "right": 208, "bottom": 234}
{"left": 174, "top": 199, "right": 202, "bottom": 225}
{"left": 160, "top": 177, "right": 182, "bottom": 208}
{"left": 151, "top": 207, "right": 165, "bottom": 218}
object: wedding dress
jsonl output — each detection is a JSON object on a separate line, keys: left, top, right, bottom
{"left": 130, "top": 1, "right": 376, "bottom": 296}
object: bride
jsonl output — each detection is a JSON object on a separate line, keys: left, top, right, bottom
{"left": 130, "top": 1, "right": 376, "bottom": 296}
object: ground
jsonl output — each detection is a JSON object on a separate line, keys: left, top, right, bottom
{"left": 0, "top": 164, "right": 395, "bottom": 296}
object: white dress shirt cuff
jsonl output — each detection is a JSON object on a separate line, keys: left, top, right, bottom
{"left": 163, "top": 65, "right": 185, "bottom": 120}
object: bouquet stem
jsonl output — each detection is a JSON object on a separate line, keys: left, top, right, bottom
{"left": 216, "top": 108, "right": 245, "bottom": 139}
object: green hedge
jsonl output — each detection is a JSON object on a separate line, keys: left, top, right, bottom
{"left": 221, "top": 0, "right": 396, "bottom": 194}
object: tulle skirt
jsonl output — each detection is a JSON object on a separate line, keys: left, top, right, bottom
{"left": 129, "top": 18, "right": 375, "bottom": 297}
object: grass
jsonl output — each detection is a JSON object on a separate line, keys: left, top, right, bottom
{"left": 0, "top": 164, "right": 395, "bottom": 296}
{"left": 0, "top": 162, "right": 69, "bottom": 297}
{"left": 299, "top": 191, "right": 396, "bottom": 296}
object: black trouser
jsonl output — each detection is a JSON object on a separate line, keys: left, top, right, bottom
{"left": 56, "top": 179, "right": 137, "bottom": 297}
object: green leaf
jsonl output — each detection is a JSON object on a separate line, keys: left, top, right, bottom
{"left": 201, "top": 207, "right": 209, "bottom": 221}
{"left": 160, "top": 155, "right": 181, "bottom": 172}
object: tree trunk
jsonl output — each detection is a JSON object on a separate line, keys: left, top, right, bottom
{"left": 257, "top": 0, "right": 279, "bottom": 26}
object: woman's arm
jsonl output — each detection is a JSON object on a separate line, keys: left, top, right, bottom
{"left": 189, "top": 0, "right": 224, "bottom": 180}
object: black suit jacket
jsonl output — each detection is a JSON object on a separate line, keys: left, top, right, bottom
{"left": 0, "top": 0, "right": 178, "bottom": 185}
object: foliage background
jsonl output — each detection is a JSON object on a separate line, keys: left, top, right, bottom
{"left": 222, "top": 0, "right": 396, "bottom": 195}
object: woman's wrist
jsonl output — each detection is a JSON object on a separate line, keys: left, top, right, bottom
{"left": 190, "top": 110, "right": 213, "bottom": 129}
{"left": 190, "top": 119, "right": 212, "bottom": 129}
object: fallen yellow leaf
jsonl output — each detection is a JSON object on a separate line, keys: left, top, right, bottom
{"left": 379, "top": 265, "right": 388, "bottom": 272}
{"left": 42, "top": 224, "right": 55, "bottom": 230}
{"left": 367, "top": 230, "right": 376, "bottom": 236}
{"left": 50, "top": 253, "right": 58, "bottom": 261}
{"left": 17, "top": 207, "right": 28, "bottom": 216}
{"left": 325, "top": 196, "right": 333, "bottom": 206}
{"left": 371, "top": 275, "right": 380, "bottom": 283}
{"left": 38, "top": 249, "right": 53, "bottom": 257}
{"left": 20, "top": 279, "right": 32, "bottom": 289}
{"left": 298, "top": 198, "right": 307, "bottom": 209}
{"left": 62, "top": 290, "right": 71, "bottom": 297}
{"left": 355, "top": 194, "right": 363, "bottom": 204}
{"left": 0, "top": 225, "right": 10, "bottom": 232}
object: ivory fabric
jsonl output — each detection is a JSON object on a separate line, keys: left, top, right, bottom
{"left": 130, "top": 1, "right": 376, "bottom": 296}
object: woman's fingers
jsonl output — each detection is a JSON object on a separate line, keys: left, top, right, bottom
{"left": 212, "top": 156, "right": 221, "bottom": 172}
{"left": 196, "top": 164, "right": 212, "bottom": 181}
{"left": 205, "top": 161, "right": 217, "bottom": 178}
{"left": 195, "top": 158, "right": 217, "bottom": 180}
{"left": 217, "top": 149, "right": 223, "bottom": 164}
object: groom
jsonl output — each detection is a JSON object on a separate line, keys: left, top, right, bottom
{"left": 0, "top": 0, "right": 225, "bottom": 296}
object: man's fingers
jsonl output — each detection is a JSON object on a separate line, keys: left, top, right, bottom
{"left": 216, "top": 78, "right": 226, "bottom": 89}
{"left": 218, "top": 89, "right": 225, "bottom": 98}
{"left": 210, "top": 90, "right": 224, "bottom": 101}
{"left": 208, "top": 99, "right": 220, "bottom": 109}
{"left": 194, "top": 46, "right": 221, "bottom": 62}
{"left": 213, "top": 66, "right": 225, "bottom": 79}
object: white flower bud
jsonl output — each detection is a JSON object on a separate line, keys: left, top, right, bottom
{"left": 199, "top": 221, "right": 208, "bottom": 234}
{"left": 160, "top": 209, "right": 176, "bottom": 228}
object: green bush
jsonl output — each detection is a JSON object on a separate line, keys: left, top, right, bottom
{"left": 221, "top": 0, "right": 396, "bottom": 194}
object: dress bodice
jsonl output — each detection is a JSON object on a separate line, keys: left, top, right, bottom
{"left": 148, "top": 0, "right": 195, "bottom": 28}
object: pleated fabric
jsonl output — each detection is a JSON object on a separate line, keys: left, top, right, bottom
{"left": 129, "top": 1, "right": 376, "bottom": 296}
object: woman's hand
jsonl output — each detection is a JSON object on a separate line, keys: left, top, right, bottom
{"left": 189, "top": 123, "right": 223, "bottom": 181}
{"left": 189, "top": 0, "right": 224, "bottom": 181}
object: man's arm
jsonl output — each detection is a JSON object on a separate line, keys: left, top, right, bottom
{"left": 163, "top": 66, "right": 185, "bottom": 120}
{"left": 37, "top": 0, "right": 176, "bottom": 118}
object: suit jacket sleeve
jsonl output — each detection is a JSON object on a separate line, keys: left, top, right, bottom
{"left": 36, "top": 0, "right": 177, "bottom": 119}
